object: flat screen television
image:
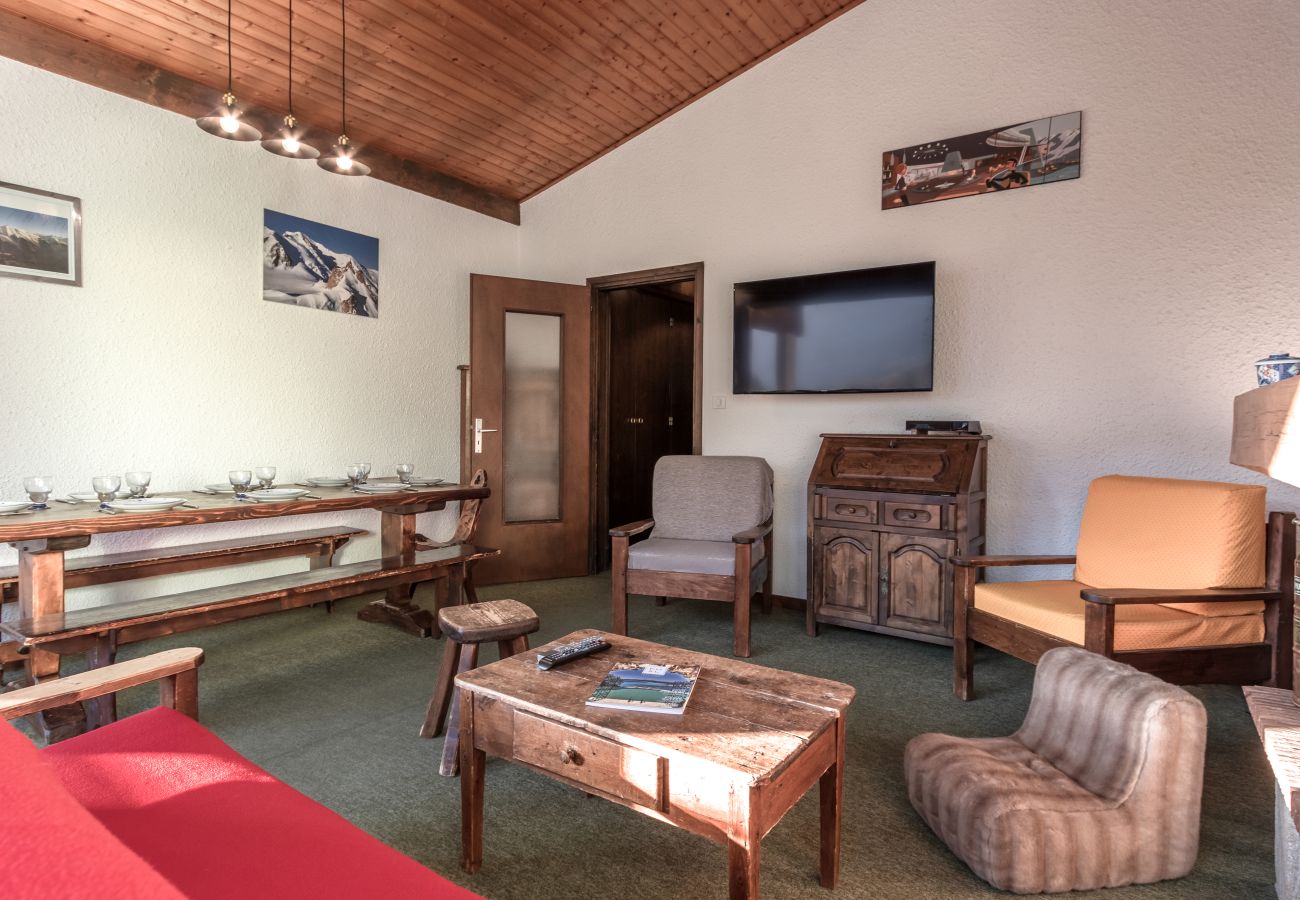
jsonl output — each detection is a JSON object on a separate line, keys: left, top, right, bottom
{"left": 733, "top": 261, "right": 935, "bottom": 394}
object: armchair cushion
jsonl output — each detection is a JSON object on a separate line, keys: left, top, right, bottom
{"left": 45, "top": 706, "right": 479, "bottom": 900}
{"left": 973, "top": 579, "right": 1264, "bottom": 650}
{"left": 628, "top": 537, "right": 766, "bottom": 576}
{"left": 0, "top": 717, "right": 184, "bottom": 899}
{"left": 1074, "top": 475, "right": 1265, "bottom": 592}
{"left": 650, "top": 456, "right": 773, "bottom": 542}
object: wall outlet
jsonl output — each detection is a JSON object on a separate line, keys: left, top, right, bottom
{"left": 712, "top": 395, "right": 727, "bottom": 409}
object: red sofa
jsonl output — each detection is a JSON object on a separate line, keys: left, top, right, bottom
{"left": 1, "top": 648, "right": 479, "bottom": 900}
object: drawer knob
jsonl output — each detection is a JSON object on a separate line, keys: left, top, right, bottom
{"left": 894, "top": 509, "right": 932, "bottom": 523}
{"left": 559, "top": 747, "right": 582, "bottom": 766}
{"left": 834, "top": 504, "right": 860, "bottom": 515}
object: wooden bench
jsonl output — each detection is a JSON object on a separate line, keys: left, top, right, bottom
{"left": 0, "top": 526, "right": 367, "bottom": 603}
{"left": 0, "top": 543, "right": 500, "bottom": 728}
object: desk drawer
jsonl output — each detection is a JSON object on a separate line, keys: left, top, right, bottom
{"left": 882, "top": 501, "right": 944, "bottom": 530}
{"left": 512, "top": 712, "right": 664, "bottom": 810}
{"left": 819, "top": 494, "right": 877, "bottom": 526}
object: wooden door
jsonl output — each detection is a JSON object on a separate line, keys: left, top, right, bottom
{"left": 880, "top": 533, "right": 952, "bottom": 637}
{"left": 469, "top": 274, "right": 590, "bottom": 584}
{"left": 812, "top": 526, "right": 878, "bottom": 626}
{"left": 606, "top": 288, "right": 694, "bottom": 529}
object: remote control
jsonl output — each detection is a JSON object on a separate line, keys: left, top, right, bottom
{"left": 537, "top": 636, "right": 610, "bottom": 670}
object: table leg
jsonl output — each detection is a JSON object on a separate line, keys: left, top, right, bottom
{"left": 460, "top": 686, "right": 485, "bottom": 874}
{"left": 357, "top": 511, "right": 435, "bottom": 637}
{"left": 819, "top": 713, "right": 846, "bottom": 889}
{"left": 727, "top": 785, "right": 760, "bottom": 900}
{"left": 16, "top": 537, "right": 90, "bottom": 742}
{"left": 440, "top": 642, "right": 479, "bottom": 777}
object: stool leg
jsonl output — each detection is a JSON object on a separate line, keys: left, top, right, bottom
{"left": 497, "top": 635, "right": 530, "bottom": 660}
{"left": 420, "top": 639, "right": 461, "bottom": 738}
{"left": 440, "top": 643, "right": 480, "bottom": 777}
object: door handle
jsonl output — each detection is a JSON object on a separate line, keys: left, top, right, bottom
{"left": 473, "top": 418, "right": 498, "bottom": 454}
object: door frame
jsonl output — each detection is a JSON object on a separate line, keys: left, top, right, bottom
{"left": 587, "top": 262, "right": 704, "bottom": 571}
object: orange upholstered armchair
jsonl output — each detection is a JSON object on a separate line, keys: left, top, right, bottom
{"left": 953, "top": 475, "right": 1293, "bottom": 699}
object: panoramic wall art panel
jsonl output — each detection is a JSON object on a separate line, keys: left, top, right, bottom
{"left": 882, "top": 111, "right": 1081, "bottom": 210}
{"left": 263, "top": 209, "right": 379, "bottom": 317}
{"left": 0, "top": 181, "right": 81, "bottom": 286}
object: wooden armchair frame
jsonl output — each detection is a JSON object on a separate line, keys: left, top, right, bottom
{"left": 0, "top": 647, "right": 204, "bottom": 726}
{"left": 413, "top": 468, "right": 488, "bottom": 613}
{"left": 953, "top": 511, "right": 1294, "bottom": 700}
{"left": 610, "top": 517, "right": 774, "bottom": 657}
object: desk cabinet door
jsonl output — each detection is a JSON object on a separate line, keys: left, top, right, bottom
{"left": 813, "top": 526, "right": 878, "bottom": 625}
{"left": 881, "top": 533, "right": 952, "bottom": 637}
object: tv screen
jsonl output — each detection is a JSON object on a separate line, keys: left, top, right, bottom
{"left": 733, "top": 261, "right": 935, "bottom": 394}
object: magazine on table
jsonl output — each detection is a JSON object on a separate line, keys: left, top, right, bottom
{"left": 585, "top": 662, "right": 701, "bottom": 715}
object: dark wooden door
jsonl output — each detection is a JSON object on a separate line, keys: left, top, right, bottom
{"left": 880, "top": 533, "right": 952, "bottom": 637}
{"left": 606, "top": 287, "right": 694, "bottom": 529}
{"left": 812, "top": 526, "right": 878, "bottom": 626}
{"left": 469, "top": 274, "right": 590, "bottom": 584}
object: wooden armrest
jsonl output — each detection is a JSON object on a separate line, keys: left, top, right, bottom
{"left": 412, "top": 533, "right": 455, "bottom": 550}
{"left": 950, "top": 554, "right": 1076, "bottom": 568}
{"left": 732, "top": 520, "right": 773, "bottom": 544}
{"left": 1081, "top": 587, "right": 1280, "bottom": 605}
{"left": 610, "top": 519, "right": 654, "bottom": 539}
{"left": 0, "top": 648, "right": 204, "bottom": 721}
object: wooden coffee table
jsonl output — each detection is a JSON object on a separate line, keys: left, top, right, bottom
{"left": 455, "top": 629, "right": 855, "bottom": 899}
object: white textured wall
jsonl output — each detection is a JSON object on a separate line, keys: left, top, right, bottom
{"left": 517, "top": 0, "right": 1300, "bottom": 597}
{"left": 0, "top": 57, "right": 519, "bottom": 606}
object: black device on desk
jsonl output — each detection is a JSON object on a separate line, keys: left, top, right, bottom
{"left": 906, "top": 420, "right": 982, "bottom": 435}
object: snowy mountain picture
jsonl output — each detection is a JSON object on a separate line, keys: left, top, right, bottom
{"left": 0, "top": 182, "right": 81, "bottom": 286}
{"left": 263, "top": 209, "right": 379, "bottom": 317}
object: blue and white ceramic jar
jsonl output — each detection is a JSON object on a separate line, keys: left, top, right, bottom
{"left": 1255, "top": 353, "right": 1300, "bottom": 386}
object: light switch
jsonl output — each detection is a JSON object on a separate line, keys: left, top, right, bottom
{"left": 712, "top": 396, "right": 727, "bottom": 409}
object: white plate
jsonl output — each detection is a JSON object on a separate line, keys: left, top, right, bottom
{"left": 203, "top": 484, "right": 238, "bottom": 493}
{"left": 407, "top": 476, "right": 444, "bottom": 486}
{"left": 0, "top": 500, "right": 33, "bottom": 513}
{"left": 247, "top": 488, "right": 310, "bottom": 502}
{"left": 106, "top": 497, "right": 188, "bottom": 513}
{"left": 307, "top": 476, "right": 349, "bottom": 487}
{"left": 353, "top": 483, "right": 410, "bottom": 494}
{"left": 69, "top": 491, "right": 127, "bottom": 502}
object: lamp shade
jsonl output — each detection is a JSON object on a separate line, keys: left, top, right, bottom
{"left": 196, "top": 92, "right": 261, "bottom": 141}
{"left": 262, "top": 115, "right": 319, "bottom": 158}
{"left": 317, "top": 135, "right": 371, "bottom": 177}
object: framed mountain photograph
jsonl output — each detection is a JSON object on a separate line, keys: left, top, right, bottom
{"left": 262, "top": 209, "right": 379, "bottom": 317}
{"left": 0, "top": 181, "right": 82, "bottom": 286}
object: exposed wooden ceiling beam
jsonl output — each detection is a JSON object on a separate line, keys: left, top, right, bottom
{"left": 0, "top": 8, "right": 520, "bottom": 225}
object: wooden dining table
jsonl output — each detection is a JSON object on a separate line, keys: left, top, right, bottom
{"left": 0, "top": 481, "right": 490, "bottom": 729}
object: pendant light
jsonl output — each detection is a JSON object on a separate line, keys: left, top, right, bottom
{"left": 262, "top": 0, "right": 319, "bottom": 158}
{"left": 317, "top": 0, "right": 370, "bottom": 176}
{"left": 196, "top": 0, "right": 261, "bottom": 141}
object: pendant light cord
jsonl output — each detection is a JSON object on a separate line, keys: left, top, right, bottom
{"left": 340, "top": 0, "right": 347, "bottom": 132}
{"left": 226, "top": 0, "right": 233, "bottom": 93}
{"left": 287, "top": 0, "right": 294, "bottom": 113}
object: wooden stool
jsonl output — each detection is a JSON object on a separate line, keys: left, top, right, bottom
{"left": 420, "top": 598, "right": 539, "bottom": 776}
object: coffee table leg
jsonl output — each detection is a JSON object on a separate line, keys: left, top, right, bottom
{"left": 460, "top": 686, "right": 485, "bottom": 874}
{"left": 819, "top": 714, "right": 846, "bottom": 889}
{"left": 727, "top": 787, "right": 760, "bottom": 900}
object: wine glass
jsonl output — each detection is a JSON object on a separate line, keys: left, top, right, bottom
{"left": 92, "top": 475, "right": 121, "bottom": 504}
{"left": 228, "top": 470, "right": 253, "bottom": 496}
{"left": 255, "top": 466, "right": 277, "bottom": 490}
{"left": 346, "top": 463, "right": 370, "bottom": 488}
{"left": 23, "top": 476, "right": 53, "bottom": 509}
{"left": 358, "top": 462, "right": 372, "bottom": 484}
{"left": 124, "top": 470, "right": 152, "bottom": 499}
{"left": 396, "top": 463, "right": 414, "bottom": 484}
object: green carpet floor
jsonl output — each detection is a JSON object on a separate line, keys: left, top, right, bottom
{"left": 102, "top": 574, "right": 1274, "bottom": 899}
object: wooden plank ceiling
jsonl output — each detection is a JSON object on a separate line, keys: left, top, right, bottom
{"left": 0, "top": 1, "right": 862, "bottom": 221}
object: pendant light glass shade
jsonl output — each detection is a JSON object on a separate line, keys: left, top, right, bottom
{"left": 318, "top": 134, "right": 371, "bottom": 176}
{"left": 262, "top": 0, "right": 318, "bottom": 158}
{"left": 197, "top": 1, "right": 260, "bottom": 141}
{"left": 318, "top": 0, "right": 368, "bottom": 178}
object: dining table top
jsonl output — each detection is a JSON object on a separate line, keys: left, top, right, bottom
{"left": 0, "top": 481, "right": 489, "bottom": 544}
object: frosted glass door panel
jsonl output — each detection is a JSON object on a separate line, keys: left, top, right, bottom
{"left": 503, "top": 311, "right": 562, "bottom": 522}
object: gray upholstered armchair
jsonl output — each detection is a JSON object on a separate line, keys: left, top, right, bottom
{"left": 610, "top": 456, "right": 774, "bottom": 657}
